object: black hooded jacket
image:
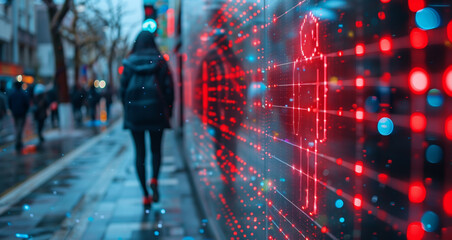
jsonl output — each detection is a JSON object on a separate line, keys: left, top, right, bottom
{"left": 120, "top": 48, "right": 174, "bottom": 131}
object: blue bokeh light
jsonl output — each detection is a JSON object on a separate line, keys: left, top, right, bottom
{"left": 425, "top": 145, "right": 443, "bottom": 164}
{"left": 421, "top": 211, "right": 439, "bottom": 232}
{"left": 415, "top": 8, "right": 441, "bottom": 30}
{"left": 142, "top": 19, "right": 158, "bottom": 33}
{"left": 339, "top": 217, "right": 345, "bottom": 223}
{"left": 335, "top": 199, "right": 344, "bottom": 208}
{"left": 427, "top": 89, "right": 444, "bottom": 107}
{"left": 378, "top": 117, "right": 394, "bottom": 136}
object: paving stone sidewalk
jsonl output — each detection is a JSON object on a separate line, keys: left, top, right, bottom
{"left": 0, "top": 123, "right": 212, "bottom": 240}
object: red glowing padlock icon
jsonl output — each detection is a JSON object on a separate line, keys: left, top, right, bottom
{"left": 292, "top": 12, "right": 328, "bottom": 215}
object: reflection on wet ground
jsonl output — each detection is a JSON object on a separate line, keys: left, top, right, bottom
{"left": 0, "top": 124, "right": 211, "bottom": 239}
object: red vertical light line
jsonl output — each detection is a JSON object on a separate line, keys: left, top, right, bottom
{"left": 306, "top": 148, "right": 309, "bottom": 209}
{"left": 202, "top": 61, "right": 208, "bottom": 124}
{"left": 323, "top": 56, "right": 327, "bottom": 141}
{"left": 314, "top": 140, "right": 318, "bottom": 214}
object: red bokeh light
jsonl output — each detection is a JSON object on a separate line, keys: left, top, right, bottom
{"left": 378, "top": 11, "right": 386, "bottom": 20}
{"left": 380, "top": 0, "right": 390, "bottom": 3}
{"left": 378, "top": 173, "right": 388, "bottom": 184}
{"left": 355, "top": 76, "right": 364, "bottom": 89}
{"left": 409, "top": 68, "right": 429, "bottom": 94}
{"left": 163, "top": 54, "right": 170, "bottom": 61}
{"left": 410, "top": 113, "right": 426, "bottom": 132}
{"left": 354, "top": 194, "right": 363, "bottom": 209}
{"left": 355, "top": 44, "right": 365, "bottom": 56}
{"left": 336, "top": 158, "right": 343, "bottom": 165}
{"left": 408, "top": 182, "right": 426, "bottom": 203}
{"left": 118, "top": 66, "right": 124, "bottom": 75}
{"left": 447, "top": 21, "right": 452, "bottom": 42}
{"left": 446, "top": 116, "right": 452, "bottom": 140}
{"left": 407, "top": 222, "right": 425, "bottom": 240}
{"left": 444, "top": 190, "right": 452, "bottom": 216}
{"left": 355, "top": 161, "right": 363, "bottom": 175}
{"left": 408, "top": 0, "right": 425, "bottom": 12}
{"left": 443, "top": 66, "right": 452, "bottom": 97}
{"left": 355, "top": 108, "right": 364, "bottom": 121}
{"left": 410, "top": 28, "right": 428, "bottom": 49}
{"left": 379, "top": 36, "right": 392, "bottom": 53}
{"left": 355, "top": 21, "right": 363, "bottom": 28}
{"left": 321, "top": 226, "right": 328, "bottom": 233}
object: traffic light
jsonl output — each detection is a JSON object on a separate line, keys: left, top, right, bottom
{"left": 144, "top": 4, "right": 156, "bottom": 20}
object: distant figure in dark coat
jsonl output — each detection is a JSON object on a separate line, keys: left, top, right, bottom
{"left": 47, "top": 88, "right": 59, "bottom": 128}
{"left": 71, "top": 86, "right": 86, "bottom": 126}
{"left": 8, "top": 81, "right": 30, "bottom": 152}
{"left": 87, "top": 83, "right": 100, "bottom": 123}
{"left": 32, "top": 84, "right": 48, "bottom": 143}
{"left": 120, "top": 30, "right": 174, "bottom": 206}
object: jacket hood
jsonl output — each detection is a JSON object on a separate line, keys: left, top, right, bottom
{"left": 123, "top": 50, "right": 162, "bottom": 74}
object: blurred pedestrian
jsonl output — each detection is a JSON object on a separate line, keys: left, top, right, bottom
{"left": 87, "top": 82, "right": 100, "bottom": 123}
{"left": 0, "top": 84, "right": 7, "bottom": 130}
{"left": 120, "top": 30, "right": 174, "bottom": 206}
{"left": 47, "top": 88, "right": 59, "bottom": 128}
{"left": 103, "top": 84, "right": 113, "bottom": 121}
{"left": 71, "top": 86, "right": 86, "bottom": 126}
{"left": 8, "top": 81, "right": 30, "bottom": 152}
{"left": 32, "top": 84, "right": 48, "bottom": 143}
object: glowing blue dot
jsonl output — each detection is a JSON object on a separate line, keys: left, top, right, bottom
{"left": 154, "top": 231, "right": 160, "bottom": 236}
{"left": 378, "top": 117, "right": 394, "bottom": 136}
{"left": 421, "top": 211, "right": 439, "bottom": 232}
{"left": 416, "top": 8, "right": 441, "bottom": 30}
{"left": 339, "top": 217, "right": 345, "bottom": 223}
{"left": 15, "top": 233, "right": 29, "bottom": 239}
{"left": 426, "top": 145, "right": 443, "bottom": 164}
{"left": 160, "top": 209, "right": 166, "bottom": 214}
{"left": 23, "top": 205, "right": 30, "bottom": 211}
{"left": 335, "top": 199, "right": 344, "bottom": 208}
{"left": 427, "top": 89, "right": 444, "bottom": 107}
{"left": 142, "top": 19, "right": 158, "bottom": 33}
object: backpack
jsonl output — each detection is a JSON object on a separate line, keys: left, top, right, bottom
{"left": 124, "top": 71, "right": 166, "bottom": 126}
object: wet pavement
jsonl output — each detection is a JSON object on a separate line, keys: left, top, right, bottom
{"left": 0, "top": 103, "right": 122, "bottom": 197}
{"left": 0, "top": 122, "right": 212, "bottom": 240}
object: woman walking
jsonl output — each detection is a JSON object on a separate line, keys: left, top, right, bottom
{"left": 120, "top": 30, "right": 174, "bottom": 207}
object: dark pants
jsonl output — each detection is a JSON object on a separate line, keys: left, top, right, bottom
{"left": 131, "top": 130, "right": 163, "bottom": 196}
{"left": 36, "top": 118, "right": 45, "bottom": 142}
{"left": 51, "top": 110, "right": 59, "bottom": 128}
{"left": 13, "top": 116, "right": 26, "bottom": 150}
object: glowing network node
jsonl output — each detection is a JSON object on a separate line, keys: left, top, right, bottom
{"left": 425, "top": 145, "right": 443, "bottom": 164}
{"left": 408, "top": 0, "right": 425, "bottom": 12}
{"left": 426, "top": 89, "right": 443, "bottom": 107}
{"left": 421, "top": 211, "right": 439, "bottom": 232}
{"left": 415, "top": 8, "right": 440, "bottom": 30}
{"left": 142, "top": 19, "right": 158, "bottom": 33}
{"left": 335, "top": 199, "right": 344, "bottom": 208}
{"left": 409, "top": 68, "right": 429, "bottom": 94}
{"left": 377, "top": 117, "right": 394, "bottom": 136}
{"left": 409, "top": 183, "right": 426, "bottom": 203}
{"left": 410, "top": 113, "right": 426, "bottom": 133}
{"left": 407, "top": 222, "right": 425, "bottom": 240}
{"left": 443, "top": 66, "right": 452, "bottom": 97}
{"left": 379, "top": 36, "right": 392, "bottom": 53}
{"left": 444, "top": 190, "right": 452, "bottom": 216}
{"left": 410, "top": 28, "right": 428, "bottom": 49}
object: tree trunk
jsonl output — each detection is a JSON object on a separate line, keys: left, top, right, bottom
{"left": 74, "top": 44, "right": 80, "bottom": 89}
{"left": 108, "top": 46, "right": 114, "bottom": 89}
{"left": 47, "top": 3, "right": 70, "bottom": 103}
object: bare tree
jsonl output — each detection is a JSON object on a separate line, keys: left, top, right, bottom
{"left": 60, "top": 0, "right": 104, "bottom": 89}
{"left": 42, "top": 0, "right": 71, "bottom": 102}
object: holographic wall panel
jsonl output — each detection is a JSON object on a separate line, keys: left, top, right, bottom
{"left": 180, "top": 0, "right": 452, "bottom": 239}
